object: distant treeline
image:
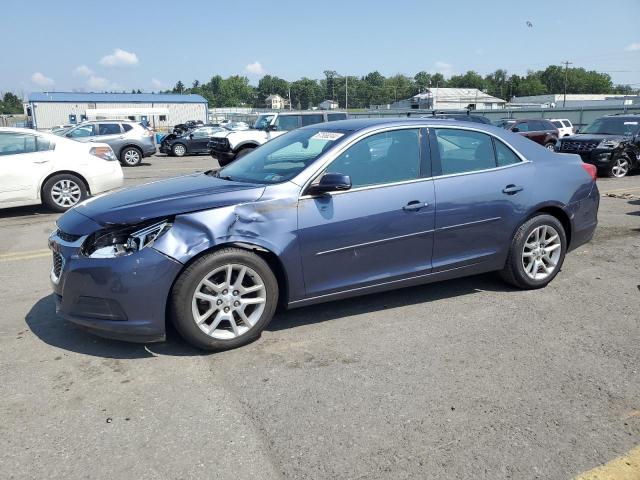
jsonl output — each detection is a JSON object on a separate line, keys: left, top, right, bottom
{"left": 164, "top": 66, "right": 636, "bottom": 109}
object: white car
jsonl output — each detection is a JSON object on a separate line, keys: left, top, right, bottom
{"left": 549, "top": 118, "right": 574, "bottom": 137}
{"left": 0, "top": 127, "right": 123, "bottom": 212}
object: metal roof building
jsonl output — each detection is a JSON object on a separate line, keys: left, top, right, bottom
{"left": 371, "top": 88, "right": 506, "bottom": 111}
{"left": 27, "top": 92, "right": 208, "bottom": 130}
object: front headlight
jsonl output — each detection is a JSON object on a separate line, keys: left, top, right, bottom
{"left": 82, "top": 220, "right": 172, "bottom": 258}
{"left": 597, "top": 139, "right": 620, "bottom": 149}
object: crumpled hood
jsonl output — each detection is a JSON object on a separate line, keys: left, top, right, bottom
{"left": 71, "top": 173, "right": 265, "bottom": 228}
{"left": 563, "top": 133, "right": 630, "bottom": 142}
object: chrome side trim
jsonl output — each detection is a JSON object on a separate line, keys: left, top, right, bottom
{"left": 299, "top": 175, "right": 434, "bottom": 200}
{"left": 288, "top": 262, "right": 480, "bottom": 306}
{"left": 437, "top": 217, "right": 501, "bottom": 231}
{"left": 316, "top": 228, "right": 435, "bottom": 256}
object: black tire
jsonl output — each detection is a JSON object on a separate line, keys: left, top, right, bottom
{"left": 544, "top": 142, "right": 556, "bottom": 151}
{"left": 172, "top": 143, "right": 187, "bottom": 157}
{"left": 120, "top": 146, "right": 143, "bottom": 166}
{"left": 42, "top": 173, "right": 88, "bottom": 212}
{"left": 606, "top": 154, "right": 631, "bottom": 178}
{"left": 234, "top": 147, "right": 255, "bottom": 160}
{"left": 170, "top": 248, "right": 279, "bottom": 351}
{"left": 500, "top": 214, "right": 567, "bottom": 289}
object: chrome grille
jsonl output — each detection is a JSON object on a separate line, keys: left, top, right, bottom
{"left": 560, "top": 141, "right": 599, "bottom": 153}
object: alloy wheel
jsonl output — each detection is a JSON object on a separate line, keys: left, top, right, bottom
{"left": 545, "top": 143, "right": 555, "bottom": 151}
{"left": 50, "top": 179, "right": 82, "bottom": 208}
{"left": 123, "top": 149, "right": 140, "bottom": 165}
{"left": 611, "top": 157, "right": 629, "bottom": 178}
{"left": 522, "top": 225, "right": 562, "bottom": 281}
{"left": 191, "top": 263, "right": 266, "bottom": 339}
{"left": 173, "top": 145, "right": 186, "bottom": 156}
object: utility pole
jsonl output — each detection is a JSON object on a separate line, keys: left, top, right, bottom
{"left": 345, "top": 76, "right": 348, "bottom": 111}
{"left": 562, "top": 60, "right": 572, "bottom": 107}
{"left": 288, "top": 86, "right": 292, "bottom": 110}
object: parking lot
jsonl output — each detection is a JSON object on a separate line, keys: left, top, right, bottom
{"left": 1, "top": 153, "right": 639, "bottom": 479}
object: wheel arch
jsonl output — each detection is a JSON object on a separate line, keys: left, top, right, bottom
{"left": 119, "top": 144, "right": 143, "bottom": 157}
{"left": 527, "top": 204, "right": 572, "bottom": 247}
{"left": 40, "top": 170, "right": 91, "bottom": 199}
{"left": 164, "top": 241, "right": 290, "bottom": 332}
{"left": 233, "top": 141, "right": 259, "bottom": 153}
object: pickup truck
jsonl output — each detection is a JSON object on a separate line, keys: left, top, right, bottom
{"left": 208, "top": 111, "right": 347, "bottom": 166}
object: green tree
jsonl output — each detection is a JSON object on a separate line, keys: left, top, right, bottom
{"left": 257, "top": 75, "right": 290, "bottom": 106}
{"left": 0, "top": 92, "right": 23, "bottom": 114}
{"left": 414, "top": 71, "right": 432, "bottom": 91}
{"left": 172, "top": 81, "right": 185, "bottom": 93}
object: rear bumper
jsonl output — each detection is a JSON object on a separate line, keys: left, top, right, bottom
{"left": 567, "top": 182, "right": 599, "bottom": 252}
{"left": 49, "top": 231, "right": 183, "bottom": 343}
{"left": 211, "top": 149, "right": 235, "bottom": 165}
{"left": 142, "top": 143, "right": 157, "bottom": 157}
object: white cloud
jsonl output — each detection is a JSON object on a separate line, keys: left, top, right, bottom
{"left": 244, "top": 61, "right": 265, "bottom": 75}
{"left": 432, "top": 61, "right": 454, "bottom": 77}
{"left": 86, "top": 75, "right": 110, "bottom": 90}
{"left": 151, "top": 78, "right": 164, "bottom": 89}
{"left": 99, "top": 48, "right": 139, "bottom": 67}
{"left": 31, "top": 72, "right": 55, "bottom": 87}
{"left": 624, "top": 42, "right": 640, "bottom": 51}
{"left": 73, "top": 65, "right": 93, "bottom": 77}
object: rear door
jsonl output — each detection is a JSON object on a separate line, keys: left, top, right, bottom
{"left": 431, "top": 127, "right": 533, "bottom": 271}
{"left": 0, "top": 132, "right": 54, "bottom": 203}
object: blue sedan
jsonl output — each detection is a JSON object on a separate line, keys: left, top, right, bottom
{"left": 48, "top": 119, "right": 599, "bottom": 351}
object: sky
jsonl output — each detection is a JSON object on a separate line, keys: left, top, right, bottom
{"left": 2, "top": 0, "right": 639, "bottom": 96}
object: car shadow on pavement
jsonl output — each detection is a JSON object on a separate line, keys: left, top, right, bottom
{"left": 26, "top": 273, "right": 513, "bottom": 358}
{"left": 0, "top": 204, "right": 53, "bottom": 219}
{"left": 267, "top": 272, "right": 513, "bottom": 332}
{"left": 25, "top": 295, "right": 203, "bottom": 359}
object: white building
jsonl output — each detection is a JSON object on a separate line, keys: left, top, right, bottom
{"left": 510, "top": 94, "right": 639, "bottom": 108}
{"left": 27, "top": 92, "right": 208, "bottom": 130}
{"left": 319, "top": 99, "right": 339, "bottom": 110}
{"left": 373, "top": 88, "right": 506, "bottom": 111}
{"left": 265, "top": 94, "right": 289, "bottom": 110}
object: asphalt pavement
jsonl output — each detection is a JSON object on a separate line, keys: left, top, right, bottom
{"left": 0, "top": 154, "right": 638, "bottom": 479}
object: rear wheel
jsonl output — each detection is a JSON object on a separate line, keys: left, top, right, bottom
{"left": 170, "top": 248, "right": 279, "bottom": 351}
{"left": 42, "top": 173, "right": 88, "bottom": 212}
{"left": 120, "top": 146, "right": 142, "bottom": 166}
{"left": 500, "top": 214, "right": 566, "bottom": 289}
{"left": 172, "top": 143, "right": 187, "bottom": 157}
{"left": 607, "top": 154, "right": 630, "bottom": 178}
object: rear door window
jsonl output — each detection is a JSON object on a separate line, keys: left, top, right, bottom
{"left": 275, "top": 115, "right": 301, "bottom": 131}
{"left": 552, "top": 121, "right": 563, "bottom": 128}
{"left": 514, "top": 121, "right": 529, "bottom": 132}
{"left": 494, "top": 139, "right": 521, "bottom": 167}
{"left": 434, "top": 129, "right": 496, "bottom": 175}
{"left": 327, "top": 113, "right": 347, "bottom": 122}
{"left": 562, "top": 120, "right": 572, "bottom": 128}
{"left": 121, "top": 124, "right": 133, "bottom": 132}
{"left": 0, "top": 132, "right": 37, "bottom": 155}
{"left": 301, "top": 114, "right": 324, "bottom": 127}
{"left": 98, "top": 123, "right": 122, "bottom": 135}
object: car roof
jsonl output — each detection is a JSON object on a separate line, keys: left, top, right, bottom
{"left": 300, "top": 117, "right": 510, "bottom": 134}
{"left": 266, "top": 111, "right": 347, "bottom": 116}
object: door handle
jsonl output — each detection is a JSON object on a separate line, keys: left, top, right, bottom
{"left": 33, "top": 159, "right": 49, "bottom": 164}
{"left": 502, "top": 184, "right": 523, "bottom": 195}
{"left": 403, "top": 200, "right": 429, "bottom": 211}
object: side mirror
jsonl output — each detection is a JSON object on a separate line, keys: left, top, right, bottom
{"left": 511, "top": 127, "right": 520, "bottom": 133}
{"left": 267, "top": 124, "right": 278, "bottom": 131}
{"left": 189, "top": 133, "right": 194, "bottom": 139}
{"left": 307, "top": 172, "right": 351, "bottom": 196}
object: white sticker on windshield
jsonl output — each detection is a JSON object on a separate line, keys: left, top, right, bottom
{"left": 623, "top": 122, "right": 638, "bottom": 125}
{"left": 311, "top": 131, "right": 344, "bottom": 141}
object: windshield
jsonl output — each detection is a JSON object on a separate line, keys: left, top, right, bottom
{"left": 253, "top": 115, "right": 275, "bottom": 130}
{"left": 581, "top": 118, "right": 640, "bottom": 136}
{"left": 218, "top": 127, "right": 350, "bottom": 184}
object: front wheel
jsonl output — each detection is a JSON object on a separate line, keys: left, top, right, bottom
{"left": 607, "top": 154, "right": 630, "bottom": 178}
{"left": 170, "top": 248, "right": 279, "bottom": 351}
{"left": 172, "top": 143, "right": 187, "bottom": 157}
{"left": 544, "top": 142, "right": 556, "bottom": 151}
{"left": 500, "top": 214, "right": 566, "bottom": 289}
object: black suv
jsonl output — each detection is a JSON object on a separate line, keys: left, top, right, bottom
{"left": 555, "top": 114, "right": 640, "bottom": 178}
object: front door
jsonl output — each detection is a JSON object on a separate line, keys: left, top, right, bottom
{"left": 298, "top": 127, "right": 435, "bottom": 298}
{"left": 430, "top": 127, "right": 533, "bottom": 271}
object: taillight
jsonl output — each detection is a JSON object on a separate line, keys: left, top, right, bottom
{"left": 581, "top": 163, "right": 597, "bottom": 181}
{"left": 90, "top": 146, "right": 117, "bottom": 161}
